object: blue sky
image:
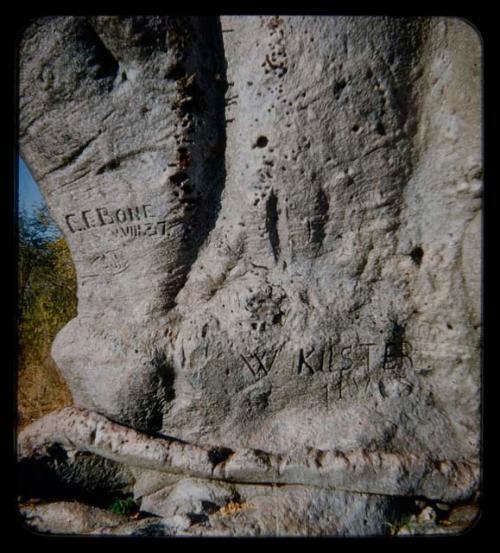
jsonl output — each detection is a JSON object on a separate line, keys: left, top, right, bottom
{"left": 18, "top": 156, "right": 44, "bottom": 214}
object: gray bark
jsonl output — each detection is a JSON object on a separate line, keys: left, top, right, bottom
{"left": 18, "top": 16, "right": 481, "bottom": 536}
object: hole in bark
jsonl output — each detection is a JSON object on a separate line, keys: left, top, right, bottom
{"left": 266, "top": 190, "right": 280, "bottom": 261}
{"left": 376, "top": 121, "right": 386, "bottom": 135}
{"left": 352, "top": 124, "right": 360, "bottom": 132}
{"left": 410, "top": 246, "right": 424, "bottom": 265}
{"left": 254, "top": 136, "right": 269, "bottom": 148}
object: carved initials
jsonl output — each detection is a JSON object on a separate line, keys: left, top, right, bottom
{"left": 383, "top": 341, "right": 413, "bottom": 371}
{"left": 297, "top": 346, "right": 333, "bottom": 375}
{"left": 241, "top": 349, "right": 279, "bottom": 380}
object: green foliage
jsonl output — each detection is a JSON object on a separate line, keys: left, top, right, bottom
{"left": 108, "top": 496, "right": 139, "bottom": 516}
{"left": 18, "top": 205, "right": 76, "bottom": 352}
{"left": 17, "top": 204, "right": 75, "bottom": 429}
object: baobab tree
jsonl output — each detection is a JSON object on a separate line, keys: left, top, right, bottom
{"left": 18, "top": 16, "right": 481, "bottom": 536}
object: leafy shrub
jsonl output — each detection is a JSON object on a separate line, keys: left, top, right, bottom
{"left": 108, "top": 496, "right": 139, "bottom": 516}
{"left": 17, "top": 205, "right": 76, "bottom": 430}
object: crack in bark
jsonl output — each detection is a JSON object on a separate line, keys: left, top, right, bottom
{"left": 39, "top": 133, "right": 100, "bottom": 181}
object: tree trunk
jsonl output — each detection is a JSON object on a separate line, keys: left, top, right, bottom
{"left": 18, "top": 16, "right": 481, "bottom": 536}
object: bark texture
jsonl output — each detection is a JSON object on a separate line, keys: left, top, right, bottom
{"left": 18, "top": 16, "right": 481, "bottom": 536}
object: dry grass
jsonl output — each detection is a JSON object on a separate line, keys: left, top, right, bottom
{"left": 217, "top": 501, "right": 247, "bottom": 517}
{"left": 17, "top": 346, "right": 73, "bottom": 432}
{"left": 17, "top": 222, "right": 76, "bottom": 433}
